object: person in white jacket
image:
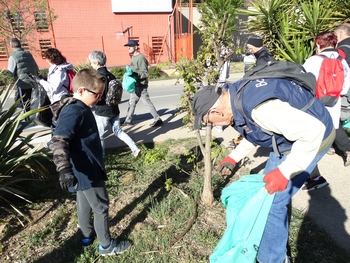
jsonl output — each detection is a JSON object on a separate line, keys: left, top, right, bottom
{"left": 303, "top": 31, "right": 350, "bottom": 190}
{"left": 38, "top": 48, "right": 74, "bottom": 103}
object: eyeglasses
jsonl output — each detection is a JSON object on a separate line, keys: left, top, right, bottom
{"left": 84, "top": 88, "right": 102, "bottom": 99}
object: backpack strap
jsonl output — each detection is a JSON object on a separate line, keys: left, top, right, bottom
{"left": 337, "top": 45, "right": 350, "bottom": 59}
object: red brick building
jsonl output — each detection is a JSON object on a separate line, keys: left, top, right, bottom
{"left": 0, "top": 0, "right": 193, "bottom": 69}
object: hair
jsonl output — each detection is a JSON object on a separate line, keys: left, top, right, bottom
{"left": 88, "top": 50, "right": 107, "bottom": 66}
{"left": 335, "top": 23, "right": 350, "bottom": 36}
{"left": 10, "top": 38, "right": 21, "bottom": 48}
{"left": 314, "top": 32, "right": 337, "bottom": 49}
{"left": 44, "top": 48, "right": 67, "bottom": 65}
{"left": 72, "top": 68, "right": 106, "bottom": 92}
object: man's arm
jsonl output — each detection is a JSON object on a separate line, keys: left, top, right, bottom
{"left": 50, "top": 135, "right": 72, "bottom": 172}
{"left": 252, "top": 99, "right": 326, "bottom": 179}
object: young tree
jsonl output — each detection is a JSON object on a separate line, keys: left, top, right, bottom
{"left": 176, "top": 0, "right": 243, "bottom": 206}
{"left": 0, "top": 0, "right": 56, "bottom": 47}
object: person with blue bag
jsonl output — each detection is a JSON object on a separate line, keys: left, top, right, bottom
{"left": 192, "top": 64, "right": 335, "bottom": 262}
{"left": 122, "top": 39, "right": 163, "bottom": 127}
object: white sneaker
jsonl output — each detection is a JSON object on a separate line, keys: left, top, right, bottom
{"left": 133, "top": 149, "right": 141, "bottom": 158}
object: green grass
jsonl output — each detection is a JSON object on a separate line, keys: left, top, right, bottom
{"left": 0, "top": 138, "right": 349, "bottom": 263}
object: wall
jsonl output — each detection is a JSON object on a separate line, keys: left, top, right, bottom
{"left": 0, "top": 0, "right": 175, "bottom": 69}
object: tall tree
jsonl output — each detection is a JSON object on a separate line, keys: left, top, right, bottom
{"left": 176, "top": 0, "right": 243, "bottom": 206}
{"left": 0, "top": 0, "right": 56, "bottom": 47}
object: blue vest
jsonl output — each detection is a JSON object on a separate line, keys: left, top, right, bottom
{"left": 227, "top": 78, "right": 333, "bottom": 154}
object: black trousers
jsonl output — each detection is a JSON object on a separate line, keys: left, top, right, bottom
{"left": 334, "top": 122, "right": 350, "bottom": 153}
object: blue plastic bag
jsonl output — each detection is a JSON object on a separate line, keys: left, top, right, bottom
{"left": 122, "top": 66, "right": 136, "bottom": 93}
{"left": 209, "top": 174, "right": 275, "bottom": 263}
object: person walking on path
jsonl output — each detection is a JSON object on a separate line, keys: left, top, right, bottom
{"left": 123, "top": 39, "right": 163, "bottom": 127}
{"left": 49, "top": 68, "right": 131, "bottom": 256}
{"left": 192, "top": 78, "right": 335, "bottom": 263}
{"left": 7, "top": 38, "right": 39, "bottom": 112}
{"left": 89, "top": 50, "right": 140, "bottom": 157}
{"left": 302, "top": 32, "right": 350, "bottom": 190}
{"left": 31, "top": 48, "right": 73, "bottom": 103}
{"left": 246, "top": 35, "right": 276, "bottom": 67}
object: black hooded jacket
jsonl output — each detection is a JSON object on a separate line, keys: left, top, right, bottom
{"left": 254, "top": 46, "right": 276, "bottom": 67}
{"left": 94, "top": 66, "right": 120, "bottom": 117}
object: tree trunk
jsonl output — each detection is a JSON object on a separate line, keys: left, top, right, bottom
{"left": 201, "top": 123, "right": 214, "bottom": 206}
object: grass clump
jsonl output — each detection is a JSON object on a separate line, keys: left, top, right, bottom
{"left": 0, "top": 138, "right": 349, "bottom": 263}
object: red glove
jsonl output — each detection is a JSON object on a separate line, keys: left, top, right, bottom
{"left": 218, "top": 156, "right": 237, "bottom": 176}
{"left": 263, "top": 168, "right": 289, "bottom": 194}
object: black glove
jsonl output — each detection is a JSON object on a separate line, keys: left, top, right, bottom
{"left": 59, "top": 169, "right": 76, "bottom": 191}
{"left": 28, "top": 73, "right": 42, "bottom": 84}
{"left": 217, "top": 156, "right": 237, "bottom": 176}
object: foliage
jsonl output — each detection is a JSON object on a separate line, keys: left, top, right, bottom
{"left": 176, "top": 0, "right": 244, "bottom": 206}
{"left": 148, "top": 65, "right": 163, "bottom": 79}
{"left": 0, "top": 0, "right": 57, "bottom": 50}
{"left": 239, "top": 0, "right": 347, "bottom": 63}
{"left": 1, "top": 139, "right": 350, "bottom": 262}
{"left": 0, "top": 69, "right": 14, "bottom": 87}
{"left": 197, "top": 0, "right": 243, "bottom": 82}
{"left": 73, "top": 59, "right": 91, "bottom": 73}
{"left": 143, "top": 146, "right": 169, "bottom": 165}
{"left": 0, "top": 84, "right": 52, "bottom": 224}
{"left": 109, "top": 66, "right": 126, "bottom": 80}
{"left": 176, "top": 0, "right": 243, "bottom": 128}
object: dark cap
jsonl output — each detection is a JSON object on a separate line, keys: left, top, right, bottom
{"left": 124, "top": 39, "right": 139, "bottom": 46}
{"left": 192, "top": 86, "right": 222, "bottom": 130}
{"left": 247, "top": 36, "right": 263, "bottom": 48}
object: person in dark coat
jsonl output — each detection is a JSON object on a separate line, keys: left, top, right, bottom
{"left": 246, "top": 35, "right": 276, "bottom": 67}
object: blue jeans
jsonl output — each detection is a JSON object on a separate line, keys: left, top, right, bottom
{"left": 257, "top": 148, "right": 328, "bottom": 263}
{"left": 95, "top": 114, "right": 138, "bottom": 155}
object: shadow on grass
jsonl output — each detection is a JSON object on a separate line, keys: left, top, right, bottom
{"left": 108, "top": 142, "right": 199, "bottom": 240}
{"left": 294, "top": 186, "right": 350, "bottom": 263}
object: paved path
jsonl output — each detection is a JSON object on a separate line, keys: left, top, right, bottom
{"left": 22, "top": 73, "right": 350, "bottom": 253}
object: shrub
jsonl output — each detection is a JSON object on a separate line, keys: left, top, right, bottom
{"left": 149, "top": 66, "right": 162, "bottom": 79}
{"left": 0, "top": 69, "right": 14, "bottom": 87}
{"left": 109, "top": 67, "right": 125, "bottom": 80}
{"left": 0, "top": 85, "right": 51, "bottom": 223}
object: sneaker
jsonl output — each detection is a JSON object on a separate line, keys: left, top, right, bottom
{"left": 302, "top": 176, "right": 328, "bottom": 191}
{"left": 133, "top": 148, "right": 141, "bottom": 158}
{"left": 122, "top": 121, "right": 134, "bottom": 126}
{"left": 344, "top": 151, "right": 350, "bottom": 167}
{"left": 150, "top": 119, "right": 163, "bottom": 127}
{"left": 98, "top": 239, "right": 131, "bottom": 256}
{"left": 327, "top": 147, "right": 335, "bottom": 155}
{"left": 81, "top": 236, "right": 94, "bottom": 248}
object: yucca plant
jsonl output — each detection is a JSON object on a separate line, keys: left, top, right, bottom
{"left": 239, "top": 0, "right": 347, "bottom": 64}
{"left": 0, "top": 84, "right": 52, "bottom": 225}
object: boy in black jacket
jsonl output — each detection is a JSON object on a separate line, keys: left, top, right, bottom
{"left": 49, "top": 68, "right": 130, "bottom": 256}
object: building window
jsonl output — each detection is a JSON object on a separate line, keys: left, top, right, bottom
{"left": 34, "top": 11, "right": 49, "bottom": 32}
{"left": 21, "top": 41, "right": 29, "bottom": 52}
{"left": 0, "top": 40, "right": 8, "bottom": 60}
{"left": 8, "top": 12, "right": 25, "bottom": 34}
{"left": 152, "top": 37, "right": 164, "bottom": 56}
{"left": 39, "top": 39, "right": 52, "bottom": 58}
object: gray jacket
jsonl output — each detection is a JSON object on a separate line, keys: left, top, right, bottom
{"left": 8, "top": 48, "right": 39, "bottom": 90}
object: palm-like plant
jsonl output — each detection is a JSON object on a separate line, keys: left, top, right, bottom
{"left": 239, "top": 0, "right": 347, "bottom": 64}
{"left": 0, "top": 84, "right": 52, "bottom": 224}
